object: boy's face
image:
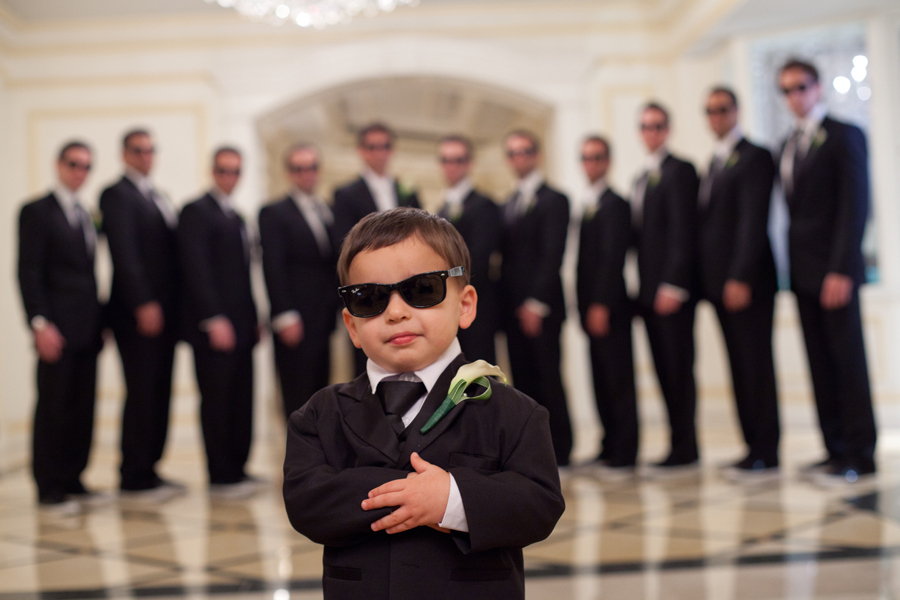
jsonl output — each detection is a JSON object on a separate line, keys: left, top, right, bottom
{"left": 342, "top": 235, "right": 477, "bottom": 374}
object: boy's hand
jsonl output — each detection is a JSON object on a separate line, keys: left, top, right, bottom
{"left": 361, "top": 452, "right": 450, "bottom": 534}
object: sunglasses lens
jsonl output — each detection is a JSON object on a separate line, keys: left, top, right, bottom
{"left": 399, "top": 273, "right": 445, "bottom": 308}
{"left": 344, "top": 284, "right": 390, "bottom": 317}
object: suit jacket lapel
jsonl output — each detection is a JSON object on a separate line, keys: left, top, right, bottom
{"left": 359, "top": 177, "right": 379, "bottom": 214}
{"left": 399, "top": 354, "right": 468, "bottom": 468}
{"left": 340, "top": 376, "right": 402, "bottom": 464}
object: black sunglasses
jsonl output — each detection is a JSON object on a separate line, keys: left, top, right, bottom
{"left": 705, "top": 106, "right": 733, "bottom": 116}
{"left": 214, "top": 167, "right": 241, "bottom": 176}
{"left": 362, "top": 143, "right": 393, "bottom": 152}
{"left": 506, "top": 148, "right": 536, "bottom": 159}
{"left": 439, "top": 156, "right": 469, "bottom": 165}
{"left": 580, "top": 153, "right": 608, "bottom": 162}
{"left": 338, "top": 267, "right": 465, "bottom": 318}
{"left": 64, "top": 160, "right": 92, "bottom": 172}
{"left": 288, "top": 163, "right": 319, "bottom": 174}
{"left": 781, "top": 83, "right": 809, "bottom": 96}
{"left": 640, "top": 123, "right": 667, "bottom": 132}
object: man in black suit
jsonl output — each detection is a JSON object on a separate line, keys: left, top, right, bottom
{"left": 436, "top": 135, "right": 501, "bottom": 364}
{"left": 632, "top": 103, "right": 700, "bottom": 473}
{"left": 259, "top": 144, "right": 340, "bottom": 418}
{"left": 100, "top": 129, "right": 183, "bottom": 501}
{"left": 18, "top": 142, "right": 103, "bottom": 512}
{"left": 178, "top": 147, "right": 261, "bottom": 499}
{"left": 500, "top": 130, "right": 572, "bottom": 467}
{"left": 333, "top": 122, "right": 421, "bottom": 244}
{"left": 575, "top": 136, "right": 638, "bottom": 477}
{"left": 778, "top": 59, "right": 876, "bottom": 484}
{"left": 698, "top": 88, "right": 780, "bottom": 480}
{"left": 334, "top": 123, "right": 421, "bottom": 374}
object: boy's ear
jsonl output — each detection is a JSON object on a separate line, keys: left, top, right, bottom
{"left": 342, "top": 309, "right": 363, "bottom": 349}
{"left": 457, "top": 284, "right": 477, "bottom": 330}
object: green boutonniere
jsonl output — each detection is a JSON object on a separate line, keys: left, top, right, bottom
{"left": 420, "top": 361, "right": 507, "bottom": 433}
{"left": 648, "top": 169, "right": 662, "bottom": 188}
{"left": 446, "top": 202, "right": 463, "bottom": 223}
{"left": 725, "top": 150, "right": 740, "bottom": 170}
{"left": 811, "top": 127, "right": 828, "bottom": 150}
{"left": 397, "top": 181, "right": 417, "bottom": 205}
{"left": 90, "top": 209, "right": 102, "bottom": 231}
{"left": 583, "top": 203, "right": 598, "bottom": 221}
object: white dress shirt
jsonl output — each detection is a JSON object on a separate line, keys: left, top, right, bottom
{"left": 362, "top": 169, "right": 398, "bottom": 213}
{"left": 780, "top": 103, "right": 827, "bottom": 196}
{"left": 125, "top": 167, "right": 177, "bottom": 228}
{"left": 53, "top": 183, "right": 96, "bottom": 255}
{"left": 699, "top": 125, "right": 743, "bottom": 207}
{"left": 580, "top": 177, "right": 608, "bottom": 215}
{"left": 366, "top": 338, "right": 469, "bottom": 532}
{"left": 510, "top": 170, "right": 551, "bottom": 317}
{"left": 631, "top": 145, "right": 668, "bottom": 225}
{"left": 441, "top": 178, "right": 473, "bottom": 222}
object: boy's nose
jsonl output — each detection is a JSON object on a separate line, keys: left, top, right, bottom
{"left": 384, "top": 291, "right": 411, "bottom": 321}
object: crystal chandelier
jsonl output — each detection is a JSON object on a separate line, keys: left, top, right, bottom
{"left": 206, "top": 0, "right": 421, "bottom": 29}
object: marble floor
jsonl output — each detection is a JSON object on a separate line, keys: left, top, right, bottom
{"left": 3, "top": 395, "right": 900, "bottom": 600}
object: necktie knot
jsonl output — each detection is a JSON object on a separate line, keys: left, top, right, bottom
{"left": 376, "top": 380, "right": 426, "bottom": 436}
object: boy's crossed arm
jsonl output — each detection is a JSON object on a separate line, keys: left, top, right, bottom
{"left": 362, "top": 452, "right": 453, "bottom": 534}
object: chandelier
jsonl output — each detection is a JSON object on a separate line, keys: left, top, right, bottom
{"left": 206, "top": 0, "right": 421, "bottom": 29}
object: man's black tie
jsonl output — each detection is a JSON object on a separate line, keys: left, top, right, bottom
{"left": 376, "top": 380, "right": 427, "bottom": 437}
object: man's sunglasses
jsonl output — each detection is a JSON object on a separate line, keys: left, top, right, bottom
{"left": 64, "top": 160, "right": 92, "bottom": 172}
{"left": 338, "top": 267, "right": 465, "bottom": 318}
{"left": 288, "top": 163, "right": 319, "bottom": 174}
{"left": 781, "top": 83, "right": 810, "bottom": 96}
{"left": 439, "top": 156, "right": 469, "bottom": 165}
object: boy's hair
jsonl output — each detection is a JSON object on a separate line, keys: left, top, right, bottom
{"left": 338, "top": 207, "right": 471, "bottom": 287}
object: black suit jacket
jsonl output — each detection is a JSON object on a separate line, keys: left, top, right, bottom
{"left": 635, "top": 154, "right": 700, "bottom": 307}
{"left": 283, "top": 354, "right": 564, "bottom": 600}
{"left": 333, "top": 176, "right": 421, "bottom": 245}
{"left": 500, "top": 183, "right": 570, "bottom": 323}
{"left": 258, "top": 195, "right": 340, "bottom": 335}
{"left": 783, "top": 116, "right": 869, "bottom": 295}
{"left": 177, "top": 193, "right": 257, "bottom": 348}
{"left": 439, "top": 190, "right": 502, "bottom": 329}
{"left": 18, "top": 193, "right": 102, "bottom": 350}
{"left": 698, "top": 138, "right": 777, "bottom": 303}
{"left": 100, "top": 176, "right": 180, "bottom": 326}
{"left": 576, "top": 188, "right": 631, "bottom": 320}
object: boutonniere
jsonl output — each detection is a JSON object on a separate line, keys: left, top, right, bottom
{"left": 396, "top": 181, "right": 417, "bottom": 205}
{"left": 583, "top": 203, "right": 598, "bottom": 221}
{"left": 811, "top": 127, "right": 828, "bottom": 150}
{"left": 725, "top": 150, "right": 740, "bottom": 170}
{"left": 420, "top": 361, "right": 507, "bottom": 433}
{"left": 648, "top": 168, "right": 662, "bottom": 188}
{"left": 90, "top": 208, "right": 102, "bottom": 231}
{"left": 446, "top": 201, "right": 463, "bottom": 223}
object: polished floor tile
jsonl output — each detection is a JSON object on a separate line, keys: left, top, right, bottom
{"left": 2, "top": 392, "right": 900, "bottom": 599}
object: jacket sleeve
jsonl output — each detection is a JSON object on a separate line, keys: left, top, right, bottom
{"left": 258, "top": 205, "right": 293, "bottom": 318}
{"left": 828, "top": 125, "right": 869, "bottom": 278}
{"left": 593, "top": 199, "right": 631, "bottom": 307}
{"left": 661, "top": 161, "right": 699, "bottom": 290}
{"left": 177, "top": 203, "right": 224, "bottom": 322}
{"left": 283, "top": 402, "right": 407, "bottom": 547}
{"left": 450, "top": 404, "right": 565, "bottom": 554}
{"left": 527, "top": 190, "right": 570, "bottom": 305}
{"left": 727, "top": 148, "right": 776, "bottom": 284}
{"left": 100, "top": 188, "right": 154, "bottom": 309}
{"left": 17, "top": 203, "right": 50, "bottom": 324}
{"left": 332, "top": 187, "right": 358, "bottom": 248}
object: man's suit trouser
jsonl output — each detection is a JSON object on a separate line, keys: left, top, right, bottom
{"left": 193, "top": 342, "right": 254, "bottom": 484}
{"left": 643, "top": 300, "right": 698, "bottom": 463}
{"left": 275, "top": 331, "right": 331, "bottom": 419}
{"left": 505, "top": 317, "right": 572, "bottom": 466}
{"left": 795, "top": 288, "right": 876, "bottom": 464}
{"left": 116, "top": 326, "right": 176, "bottom": 490}
{"left": 588, "top": 313, "right": 638, "bottom": 465}
{"left": 713, "top": 293, "right": 780, "bottom": 464}
{"left": 32, "top": 347, "right": 98, "bottom": 499}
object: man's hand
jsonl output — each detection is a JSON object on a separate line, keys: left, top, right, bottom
{"left": 586, "top": 303, "right": 610, "bottom": 338}
{"left": 821, "top": 272, "right": 853, "bottom": 310}
{"left": 361, "top": 452, "right": 451, "bottom": 534}
{"left": 723, "top": 279, "right": 752, "bottom": 313}
{"left": 654, "top": 289, "right": 682, "bottom": 316}
{"left": 278, "top": 321, "right": 303, "bottom": 347}
{"left": 34, "top": 323, "right": 65, "bottom": 363}
{"left": 207, "top": 317, "right": 236, "bottom": 352}
{"left": 135, "top": 301, "right": 164, "bottom": 337}
{"left": 517, "top": 305, "right": 543, "bottom": 338}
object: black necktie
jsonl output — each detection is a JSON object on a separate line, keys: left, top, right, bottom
{"left": 505, "top": 191, "right": 521, "bottom": 224}
{"left": 376, "top": 380, "right": 426, "bottom": 437}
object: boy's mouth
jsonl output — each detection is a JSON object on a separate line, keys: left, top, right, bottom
{"left": 387, "top": 332, "right": 419, "bottom": 346}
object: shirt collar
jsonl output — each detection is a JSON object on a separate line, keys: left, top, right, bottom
{"left": 584, "top": 177, "right": 608, "bottom": 205}
{"left": 209, "top": 186, "right": 232, "bottom": 211}
{"left": 367, "top": 337, "right": 463, "bottom": 395}
{"left": 363, "top": 168, "right": 393, "bottom": 187}
{"left": 290, "top": 187, "right": 320, "bottom": 206}
{"left": 643, "top": 146, "right": 669, "bottom": 172}
{"left": 54, "top": 182, "right": 79, "bottom": 208}
{"left": 124, "top": 166, "right": 152, "bottom": 194}
{"left": 714, "top": 126, "right": 743, "bottom": 160}
{"left": 443, "top": 178, "right": 473, "bottom": 207}
{"left": 516, "top": 169, "right": 544, "bottom": 198}
{"left": 797, "top": 103, "right": 827, "bottom": 135}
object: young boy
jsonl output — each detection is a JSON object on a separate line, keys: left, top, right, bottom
{"left": 283, "top": 207, "right": 565, "bottom": 600}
